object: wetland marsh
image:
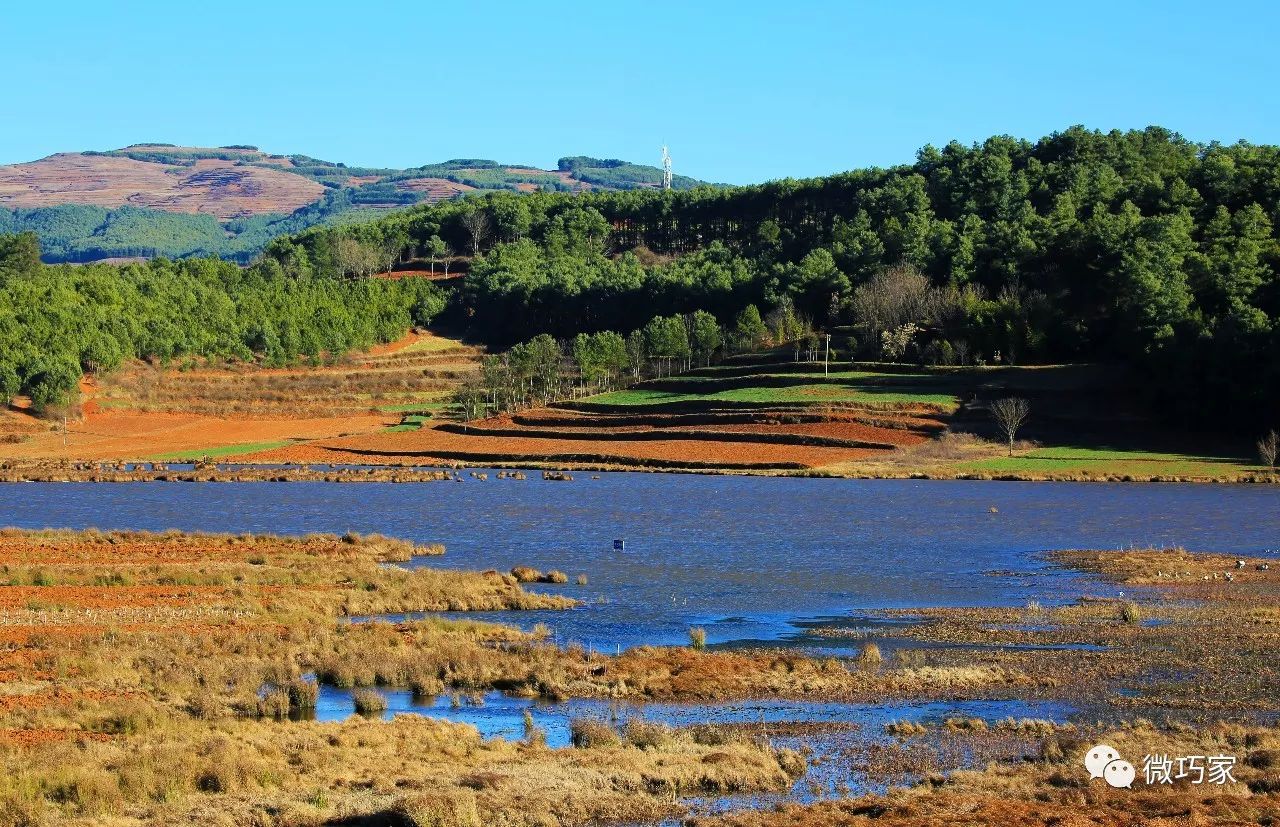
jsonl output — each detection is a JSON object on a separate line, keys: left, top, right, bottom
{"left": 1, "top": 475, "right": 1278, "bottom": 825}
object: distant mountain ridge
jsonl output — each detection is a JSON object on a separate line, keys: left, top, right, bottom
{"left": 0, "top": 144, "right": 711, "bottom": 263}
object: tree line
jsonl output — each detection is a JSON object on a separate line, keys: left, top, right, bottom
{"left": 271, "top": 125, "right": 1279, "bottom": 428}
{"left": 0, "top": 232, "right": 447, "bottom": 413}
{"left": 454, "top": 302, "right": 809, "bottom": 420}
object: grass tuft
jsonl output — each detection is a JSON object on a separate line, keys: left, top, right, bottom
{"left": 857, "top": 642, "right": 883, "bottom": 665}
{"left": 570, "top": 718, "right": 621, "bottom": 749}
{"left": 352, "top": 688, "right": 388, "bottom": 715}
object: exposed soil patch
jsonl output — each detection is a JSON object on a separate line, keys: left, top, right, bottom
{"left": 0, "top": 151, "right": 323, "bottom": 218}
{"left": 1, "top": 330, "right": 483, "bottom": 462}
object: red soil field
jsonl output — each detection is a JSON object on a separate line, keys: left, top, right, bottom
{"left": 242, "top": 424, "right": 884, "bottom": 469}
{"left": 474, "top": 411, "right": 941, "bottom": 446}
{"left": 394, "top": 177, "right": 477, "bottom": 200}
{"left": 0, "top": 585, "right": 234, "bottom": 611}
{"left": 233, "top": 401, "right": 939, "bottom": 471}
{"left": 1, "top": 331, "right": 479, "bottom": 461}
{"left": 0, "top": 409, "right": 390, "bottom": 461}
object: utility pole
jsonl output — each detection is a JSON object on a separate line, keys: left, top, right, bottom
{"left": 824, "top": 333, "right": 831, "bottom": 376}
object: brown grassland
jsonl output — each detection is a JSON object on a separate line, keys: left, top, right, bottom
{"left": 0, "top": 529, "right": 813, "bottom": 826}
{"left": 0, "top": 152, "right": 325, "bottom": 219}
{"left": 0, "top": 528, "right": 1277, "bottom": 825}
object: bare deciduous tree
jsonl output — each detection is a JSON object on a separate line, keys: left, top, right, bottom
{"left": 461, "top": 209, "right": 493, "bottom": 257}
{"left": 850, "top": 264, "right": 988, "bottom": 361}
{"left": 380, "top": 235, "right": 404, "bottom": 275}
{"left": 990, "top": 397, "right": 1030, "bottom": 456}
{"left": 333, "top": 236, "right": 379, "bottom": 279}
{"left": 850, "top": 263, "right": 931, "bottom": 342}
{"left": 1259, "top": 430, "right": 1279, "bottom": 470}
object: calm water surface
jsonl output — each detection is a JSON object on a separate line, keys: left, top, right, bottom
{"left": 2, "top": 474, "right": 1277, "bottom": 650}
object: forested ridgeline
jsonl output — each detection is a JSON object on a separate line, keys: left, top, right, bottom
{"left": 0, "top": 232, "right": 447, "bottom": 411}
{"left": 270, "top": 126, "right": 1280, "bottom": 427}
{"left": 2, "top": 150, "right": 708, "bottom": 263}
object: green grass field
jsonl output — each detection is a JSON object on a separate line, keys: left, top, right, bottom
{"left": 956, "top": 446, "right": 1255, "bottom": 478}
{"left": 587, "top": 368, "right": 962, "bottom": 410}
{"left": 397, "top": 336, "right": 469, "bottom": 355}
{"left": 376, "top": 401, "right": 452, "bottom": 413}
{"left": 148, "top": 440, "right": 294, "bottom": 462}
{"left": 383, "top": 414, "right": 431, "bottom": 433}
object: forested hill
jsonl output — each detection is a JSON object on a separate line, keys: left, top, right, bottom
{"left": 2, "top": 126, "right": 1278, "bottom": 429}
{"left": 0, "top": 145, "right": 710, "bottom": 263}
{"left": 269, "top": 125, "right": 1280, "bottom": 426}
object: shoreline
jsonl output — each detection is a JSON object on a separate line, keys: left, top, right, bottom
{"left": 0, "top": 458, "right": 1276, "bottom": 484}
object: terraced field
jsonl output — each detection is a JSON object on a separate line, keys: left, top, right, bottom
{"left": 236, "top": 356, "right": 1264, "bottom": 479}
{"left": 243, "top": 357, "right": 958, "bottom": 471}
{"left": 95, "top": 332, "right": 480, "bottom": 419}
{"left": 0, "top": 331, "right": 484, "bottom": 462}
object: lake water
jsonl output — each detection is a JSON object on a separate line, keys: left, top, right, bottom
{"left": 5, "top": 474, "right": 1276, "bottom": 794}
{"left": 3, "top": 474, "right": 1277, "bottom": 652}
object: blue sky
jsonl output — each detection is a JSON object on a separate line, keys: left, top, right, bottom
{"left": 3, "top": 0, "right": 1277, "bottom": 184}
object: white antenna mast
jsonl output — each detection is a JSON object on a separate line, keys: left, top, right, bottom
{"left": 661, "top": 145, "right": 672, "bottom": 190}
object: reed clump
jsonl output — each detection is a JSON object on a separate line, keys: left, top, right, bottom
{"left": 286, "top": 678, "right": 319, "bottom": 710}
{"left": 857, "top": 642, "right": 883, "bottom": 665}
{"left": 943, "top": 717, "right": 989, "bottom": 732}
{"left": 625, "top": 719, "right": 675, "bottom": 750}
{"left": 352, "top": 688, "right": 387, "bottom": 715}
{"left": 570, "top": 718, "right": 622, "bottom": 748}
{"left": 884, "top": 720, "right": 928, "bottom": 737}
{"left": 510, "top": 566, "right": 541, "bottom": 583}
{"left": 256, "top": 686, "right": 291, "bottom": 718}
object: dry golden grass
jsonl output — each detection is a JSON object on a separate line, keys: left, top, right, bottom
{"left": 6, "top": 531, "right": 1275, "bottom": 826}
{"left": 688, "top": 720, "right": 1280, "bottom": 827}
{"left": 0, "top": 528, "right": 815, "bottom": 826}
{"left": 96, "top": 337, "right": 482, "bottom": 420}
